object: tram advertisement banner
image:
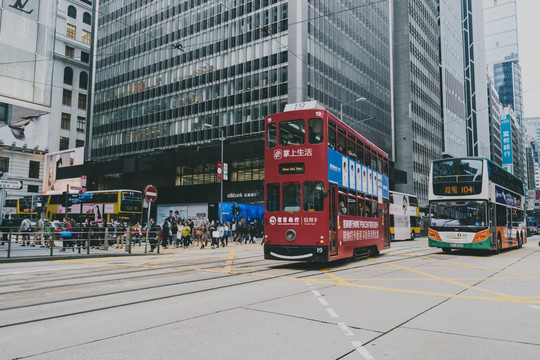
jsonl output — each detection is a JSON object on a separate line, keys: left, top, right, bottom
{"left": 328, "top": 148, "right": 389, "bottom": 199}
{"left": 339, "top": 217, "right": 381, "bottom": 242}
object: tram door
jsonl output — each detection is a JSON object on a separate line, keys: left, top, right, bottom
{"left": 329, "top": 186, "right": 338, "bottom": 256}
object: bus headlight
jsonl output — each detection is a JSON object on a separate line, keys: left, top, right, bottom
{"left": 285, "top": 229, "right": 296, "bottom": 242}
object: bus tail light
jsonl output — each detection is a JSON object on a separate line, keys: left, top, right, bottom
{"left": 428, "top": 228, "right": 442, "bottom": 241}
{"left": 472, "top": 229, "right": 490, "bottom": 243}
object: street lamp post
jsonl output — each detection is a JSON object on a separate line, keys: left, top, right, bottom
{"left": 340, "top": 97, "right": 366, "bottom": 121}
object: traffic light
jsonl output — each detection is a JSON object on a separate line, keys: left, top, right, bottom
{"left": 232, "top": 204, "right": 240, "bottom": 216}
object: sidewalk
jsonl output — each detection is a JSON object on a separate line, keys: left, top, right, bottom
{"left": 0, "top": 239, "right": 263, "bottom": 263}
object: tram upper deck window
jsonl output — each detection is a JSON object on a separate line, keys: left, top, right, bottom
{"left": 266, "top": 123, "right": 276, "bottom": 148}
{"left": 337, "top": 127, "right": 346, "bottom": 154}
{"left": 279, "top": 120, "right": 305, "bottom": 145}
{"left": 308, "top": 118, "right": 323, "bottom": 144}
{"left": 328, "top": 120, "right": 336, "bottom": 150}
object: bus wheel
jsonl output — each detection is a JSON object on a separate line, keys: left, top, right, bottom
{"left": 517, "top": 234, "right": 522, "bottom": 249}
{"left": 494, "top": 234, "right": 502, "bottom": 254}
{"left": 442, "top": 248, "right": 452, "bottom": 254}
{"left": 410, "top": 230, "right": 416, "bottom": 241}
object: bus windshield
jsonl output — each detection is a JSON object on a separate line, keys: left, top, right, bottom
{"left": 429, "top": 200, "right": 488, "bottom": 230}
{"left": 432, "top": 159, "right": 483, "bottom": 183}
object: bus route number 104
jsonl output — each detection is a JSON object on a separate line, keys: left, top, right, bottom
{"left": 444, "top": 185, "right": 474, "bottom": 195}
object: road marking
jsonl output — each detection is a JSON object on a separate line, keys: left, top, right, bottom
{"left": 326, "top": 308, "right": 339, "bottom": 318}
{"left": 337, "top": 322, "right": 354, "bottom": 336}
{"left": 529, "top": 305, "right": 540, "bottom": 310}
{"left": 425, "top": 257, "right": 540, "bottom": 280}
{"left": 318, "top": 297, "right": 329, "bottom": 306}
{"left": 370, "top": 258, "right": 519, "bottom": 299}
{"left": 311, "top": 289, "right": 322, "bottom": 297}
{"left": 351, "top": 341, "right": 375, "bottom": 360}
{"left": 223, "top": 250, "right": 235, "bottom": 273}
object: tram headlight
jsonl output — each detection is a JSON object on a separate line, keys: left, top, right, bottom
{"left": 285, "top": 229, "right": 296, "bottom": 242}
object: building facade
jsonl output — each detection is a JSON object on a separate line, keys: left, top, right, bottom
{"left": 438, "top": 0, "right": 466, "bottom": 158}
{"left": 392, "top": 0, "right": 441, "bottom": 206}
{"left": 487, "top": 74, "right": 502, "bottom": 165}
{"left": 88, "top": 0, "right": 393, "bottom": 217}
{"left": 0, "top": 0, "right": 57, "bottom": 199}
{"left": 484, "top": 0, "right": 525, "bottom": 181}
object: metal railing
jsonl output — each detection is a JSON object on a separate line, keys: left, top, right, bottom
{"left": 0, "top": 228, "right": 164, "bottom": 259}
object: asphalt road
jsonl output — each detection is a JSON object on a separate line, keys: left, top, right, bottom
{"left": 1, "top": 237, "right": 539, "bottom": 359}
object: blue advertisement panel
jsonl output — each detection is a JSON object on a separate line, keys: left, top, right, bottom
{"left": 327, "top": 148, "right": 389, "bottom": 199}
{"left": 500, "top": 115, "right": 513, "bottom": 166}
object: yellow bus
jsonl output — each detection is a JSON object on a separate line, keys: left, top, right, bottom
{"left": 389, "top": 191, "right": 420, "bottom": 240}
{"left": 46, "top": 189, "right": 143, "bottom": 224}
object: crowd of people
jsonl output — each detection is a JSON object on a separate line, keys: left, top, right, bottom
{"left": 0, "top": 212, "right": 264, "bottom": 252}
{"left": 145, "top": 213, "right": 264, "bottom": 252}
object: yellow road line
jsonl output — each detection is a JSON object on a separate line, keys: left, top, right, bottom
{"left": 425, "top": 256, "right": 540, "bottom": 280}
{"left": 223, "top": 250, "right": 235, "bottom": 273}
{"left": 369, "top": 258, "right": 519, "bottom": 299}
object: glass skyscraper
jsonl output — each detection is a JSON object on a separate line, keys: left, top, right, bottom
{"left": 88, "top": 0, "right": 392, "bottom": 213}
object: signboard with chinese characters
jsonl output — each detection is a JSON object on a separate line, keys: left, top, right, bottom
{"left": 500, "top": 115, "right": 513, "bottom": 166}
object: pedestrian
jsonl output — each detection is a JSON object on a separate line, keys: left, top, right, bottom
{"left": 60, "top": 217, "right": 73, "bottom": 251}
{"left": 161, "top": 220, "right": 170, "bottom": 249}
{"left": 209, "top": 221, "right": 217, "bottom": 249}
{"left": 192, "top": 221, "right": 199, "bottom": 247}
{"left": 249, "top": 225, "right": 257, "bottom": 244}
{"left": 148, "top": 218, "right": 160, "bottom": 252}
{"left": 223, "top": 222, "right": 229, "bottom": 247}
{"left": 19, "top": 217, "right": 32, "bottom": 246}
{"left": 35, "top": 218, "right": 44, "bottom": 247}
{"left": 181, "top": 221, "right": 191, "bottom": 248}
{"left": 115, "top": 222, "right": 126, "bottom": 249}
{"left": 43, "top": 219, "right": 53, "bottom": 247}
{"left": 133, "top": 221, "right": 142, "bottom": 247}
{"left": 218, "top": 222, "right": 225, "bottom": 247}
{"left": 171, "top": 221, "right": 179, "bottom": 247}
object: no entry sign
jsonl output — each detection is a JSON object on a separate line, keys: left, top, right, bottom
{"left": 144, "top": 185, "right": 158, "bottom": 202}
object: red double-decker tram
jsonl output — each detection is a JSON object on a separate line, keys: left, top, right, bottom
{"left": 263, "top": 102, "right": 391, "bottom": 262}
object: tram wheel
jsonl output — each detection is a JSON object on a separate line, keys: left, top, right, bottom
{"left": 442, "top": 248, "right": 452, "bottom": 254}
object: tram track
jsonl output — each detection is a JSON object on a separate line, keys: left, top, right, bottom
{"left": 0, "top": 247, "right": 444, "bottom": 331}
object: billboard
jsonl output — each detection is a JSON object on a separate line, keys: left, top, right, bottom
{"left": 328, "top": 148, "right": 389, "bottom": 199}
{"left": 0, "top": 113, "right": 49, "bottom": 150}
{"left": 43, "top": 147, "right": 85, "bottom": 194}
{"left": 500, "top": 115, "right": 512, "bottom": 166}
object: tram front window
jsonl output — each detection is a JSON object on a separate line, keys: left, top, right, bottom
{"left": 283, "top": 183, "right": 301, "bottom": 212}
{"left": 429, "top": 201, "right": 488, "bottom": 230}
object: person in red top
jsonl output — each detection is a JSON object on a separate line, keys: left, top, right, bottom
{"left": 60, "top": 217, "right": 73, "bottom": 251}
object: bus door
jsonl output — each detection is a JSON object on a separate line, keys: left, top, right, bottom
{"left": 329, "top": 186, "right": 338, "bottom": 256}
{"left": 508, "top": 209, "right": 514, "bottom": 247}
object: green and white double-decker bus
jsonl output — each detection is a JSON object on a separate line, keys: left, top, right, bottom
{"left": 428, "top": 158, "right": 526, "bottom": 253}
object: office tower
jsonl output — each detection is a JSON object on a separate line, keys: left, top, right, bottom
{"left": 88, "top": 1, "right": 392, "bottom": 216}
{"left": 484, "top": 0, "right": 525, "bottom": 181}
{"left": 393, "top": 0, "right": 441, "bottom": 206}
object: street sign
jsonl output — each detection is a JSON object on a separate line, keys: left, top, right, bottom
{"left": 217, "top": 162, "right": 222, "bottom": 180}
{"left": 144, "top": 184, "right": 158, "bottom": 202}
{"left": 79, "top": 193, "right": 93, "bottom": 200}
{"left": 0, "top": 179, "right": 23, "bottom": 190}
{"left": 70, "top": 186, "right": 86, "bottom": 191}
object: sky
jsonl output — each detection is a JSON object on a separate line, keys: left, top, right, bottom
{"left": 517, "top": 0, "right": 540, "bottom": 118}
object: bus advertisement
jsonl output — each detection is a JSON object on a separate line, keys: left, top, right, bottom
{"left": 263, "top": 101, "right": 390, "bottom": 262}
{"left": 389, "top": 191, "right": 420, "bottom": 240}
{"left": 428, "top": 157, "right": 526, "bottom": 253}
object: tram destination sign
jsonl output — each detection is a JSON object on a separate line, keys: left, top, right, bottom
{"left": 0, "top": 179, "right": 23, "bottom": 190}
